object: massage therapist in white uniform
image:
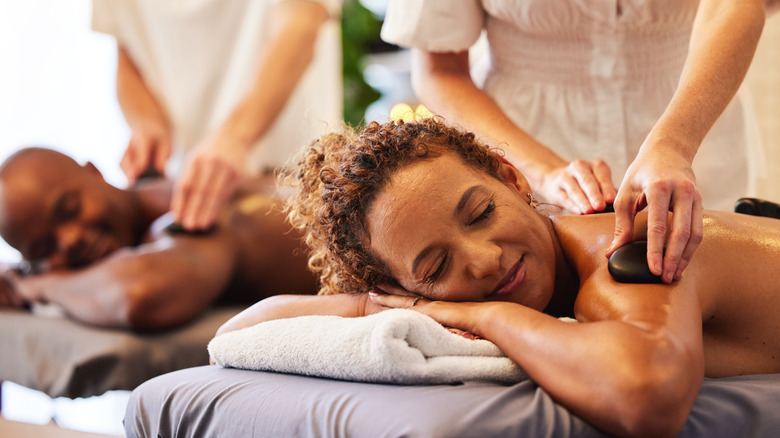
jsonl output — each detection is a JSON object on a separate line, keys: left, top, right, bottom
{"left": 381, "top": 0, "right": 770, "bottom": 285}
{"left": 92, "top": 0, "right": 342, "bottom": 230}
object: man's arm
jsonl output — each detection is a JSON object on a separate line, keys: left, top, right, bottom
{"left": 411, "top": 50, "right": 617, "bottom": 214}
{"left": 10, "top": 231, "right": 238, "bottom": 330}
{"left": 172, "top": 0, "right": 332, "bottom": 230}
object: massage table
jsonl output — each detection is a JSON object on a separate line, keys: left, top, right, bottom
{"left": 125, "top": 199, "right": 780, "bottom": 436}
{"left": 126, "top": 366, "right": 780, "bottom": 437}
{"left": 126, "top": 309, "right": 780, "bottom": 437}
{"left": 0, "top": 306, "right": 242, "bottom": 402}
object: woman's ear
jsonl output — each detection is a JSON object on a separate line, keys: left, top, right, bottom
{"left": 496, "top": 156, "right": 531, "bottom": 193}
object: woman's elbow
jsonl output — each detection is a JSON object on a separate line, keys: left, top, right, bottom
{"left": 618, "top": 387, "right": 691, "bottom": 438}
{"left": 214, "top": 294, "right": 293, "bottom": 337}
{"left": 614, "top": 349, "right": 701, "bottom": 437}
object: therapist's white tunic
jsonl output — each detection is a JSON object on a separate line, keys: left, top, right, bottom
{"left": 92, "top": 0, "right": 343, "bottom": 176}
{"left": 381, "top": 0, "right": 765, "bottom": 211}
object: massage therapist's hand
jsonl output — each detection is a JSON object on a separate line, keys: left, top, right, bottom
{"left": 121, "top": 125, "right": 172, "bottom": 185}
{"left": 171, "top": 137, "right": 245, "bottom": 231}
{"left": 607, "top": 145, "right": 703, "bottom": 284}
{"left": 538, "top": 159, "right": 617, "bottom": 214}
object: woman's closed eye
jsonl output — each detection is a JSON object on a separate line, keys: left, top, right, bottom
{"left": 467, "top": 196, "right": 495, "bottom": 226}
{"left": 421, "top": 197, "right": 496, "bottom": 285}
{"left": 424, "top": 252, "right": 448, "bottom": 284}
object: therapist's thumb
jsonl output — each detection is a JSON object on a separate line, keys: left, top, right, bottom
{"left": 605, "top": 193, "right": 641, "bottom": 258}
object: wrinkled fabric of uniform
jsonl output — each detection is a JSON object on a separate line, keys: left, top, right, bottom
{"left": 382, "top": 0, "right": 765, "bottom": 211}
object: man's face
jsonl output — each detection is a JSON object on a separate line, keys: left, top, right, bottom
{"left": 0, "top": 150, "right": 137, "bottom": 272}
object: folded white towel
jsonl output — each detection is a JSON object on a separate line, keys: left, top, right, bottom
{"left": 209, "top": 309, "right": 533, "bottom": 385}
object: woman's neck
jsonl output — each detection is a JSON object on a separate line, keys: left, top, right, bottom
{"left": 543, "top": 216, "right": 579, "bottom": 318}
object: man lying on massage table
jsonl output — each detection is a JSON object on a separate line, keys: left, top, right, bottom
{"left": 214, "top": 119, "right": 780, "bottom": 438}
{"left": 0, "top": 147, "right": 315, "bottom": 329}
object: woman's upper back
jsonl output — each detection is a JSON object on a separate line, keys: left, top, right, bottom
{"left": 552, "top": 211, "right": 780, "bottom": 376}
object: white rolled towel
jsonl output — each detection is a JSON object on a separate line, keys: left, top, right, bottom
{"left": 209, "top": 309, "right": 539, "bottom": 385}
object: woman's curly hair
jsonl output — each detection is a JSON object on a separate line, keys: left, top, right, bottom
{"left": 283, "top": 118, "right": 503, "bottom": 295}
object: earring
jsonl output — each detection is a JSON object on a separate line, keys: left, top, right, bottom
{"left": 527, "top": 193, "right": 539, "bottom": 209}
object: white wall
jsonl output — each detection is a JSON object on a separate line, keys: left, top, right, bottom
{"left": 0, "top": 0, "right": 129, "bottom": 260}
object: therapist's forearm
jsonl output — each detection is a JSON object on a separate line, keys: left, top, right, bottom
{"left": 116, "top": 46, "right": 170, "bottom": 133}
{"left": 213, "top": 0, "right": 329, "bottom": 153}
{"left": 645, "top": 0, "right": 765, "bottom": 158}
{"left": 410, "top": 50, "right": 567, "bottom": 187}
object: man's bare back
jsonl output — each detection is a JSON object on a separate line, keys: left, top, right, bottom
{"left": 0, "top": 149, "right": 316, "bottom": 329}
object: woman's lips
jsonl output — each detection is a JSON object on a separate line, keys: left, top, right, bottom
{"left": 489, "top": 257, "right": 526, "bottom": 298}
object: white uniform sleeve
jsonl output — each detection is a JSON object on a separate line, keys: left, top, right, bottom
{"left": 380, "top": 0, "right": 484, "bottom": 52}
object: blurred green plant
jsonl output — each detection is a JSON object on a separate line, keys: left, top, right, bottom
{"left": 341, "top": 0, "right": 383, "bottom": 127}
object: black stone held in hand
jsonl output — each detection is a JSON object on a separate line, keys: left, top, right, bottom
{"left": 608, "top": 241, "right": 663, "bottom": 284}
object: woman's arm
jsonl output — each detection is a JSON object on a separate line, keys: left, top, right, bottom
{"left": 371, "top": 275, "right": 704, "bottom": 438}
{"left": 214, "top": 293, "right": 377, "bottom": 337}
{"left": 411, "top": 50, "right": 616, "bottom": 214}
{"left": 609, "top": 0, "right": 766, "bottom": 284}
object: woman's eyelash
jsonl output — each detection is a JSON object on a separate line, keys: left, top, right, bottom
{"left": 423, "top": 197, "right": 495, "bottom": 284}
{"left": 468, "top": 197, "right": 496, "bottom": 226}
{"left": 424, "top": 253, "right": 448, "bottom": 284}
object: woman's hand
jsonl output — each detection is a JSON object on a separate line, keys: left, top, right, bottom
{"left": 538, "top": 159, "right": 617, "bottom": 214}
{"left": 170, "top": 137, "right": 245, "bottom": 231}
{"left": 369, "top": 288, "right": 489, "bottom": 339}
{"left": 607, "top": 145, "right": 703, "bottom": 283}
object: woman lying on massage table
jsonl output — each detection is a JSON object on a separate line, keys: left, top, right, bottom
{"left": 216, "top": 118, "right": 780, "bottom": 438}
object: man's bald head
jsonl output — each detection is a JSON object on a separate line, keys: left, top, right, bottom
{"left": 0, "top": 148, "right": 137, "bottom": 269}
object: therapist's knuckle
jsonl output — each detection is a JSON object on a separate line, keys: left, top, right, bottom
{"left": 647, "top": 222, "right": 667, "bottom": 238}
{"left": 689, "top": 228, "right": 704, "bottom": 245}
{"left": 569, "top": 159, "right": 588, "bottom": 171}
{"left": 673, "top": 225, "right": 692, "bottom": 242}
{"left": 648, "top": 180, "right": 673, "bottom": 198}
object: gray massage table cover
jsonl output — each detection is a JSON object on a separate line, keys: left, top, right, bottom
{"left": 0, "top": 307, "right": 242, "bottom": 398}
{"left": 126, "top": 365, "right": 780, "bottom": 437}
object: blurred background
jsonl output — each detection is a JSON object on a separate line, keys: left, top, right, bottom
{"left": 1, "top": 1, "right": 779, "bottom": 264}
{"left": 0, "top": 0, "right": 414, "bottom": 260}
{"left": 0, "top": 1, "right": 778, "bottom": 434}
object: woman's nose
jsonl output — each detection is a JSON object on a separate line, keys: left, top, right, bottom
{"left": 464, "top": 239, "right": 501, "bottom": 280}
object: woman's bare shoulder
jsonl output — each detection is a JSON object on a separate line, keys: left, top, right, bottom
{"left": 551, "top": 213, "right": 618, "bottom": 254}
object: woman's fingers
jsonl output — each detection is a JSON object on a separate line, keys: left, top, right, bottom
{"left": 369, "top": 291, "right": 428, "bottom": 309}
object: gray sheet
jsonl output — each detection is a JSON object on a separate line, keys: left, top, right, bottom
{"left": 126, "top": 365, "right": 780, "bottom": 437}
{"left": 0, "top": 307, "right": 242, "bottom": 398}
